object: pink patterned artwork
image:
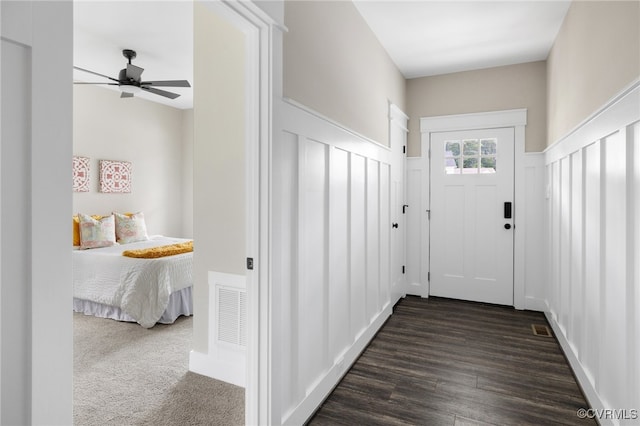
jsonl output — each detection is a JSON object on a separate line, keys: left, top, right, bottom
{"left": 99, "top": 160, "right": 132, "bottom": 193}
{"left": 73, "top": 156, "right": 90, "bottom": 192}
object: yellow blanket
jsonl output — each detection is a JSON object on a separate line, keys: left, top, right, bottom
{"left": 122, "top": 241, "right": 193, "bottom": 259}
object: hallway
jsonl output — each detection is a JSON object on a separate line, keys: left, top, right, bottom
{"left": 310, "top": 296, "right": 594, "bottom": 425}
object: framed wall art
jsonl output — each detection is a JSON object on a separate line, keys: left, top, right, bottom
{"left": 99, "top": 160, "right": 132, "bottom": 193}
{"left": 73, "top": 156, "right": 90, "bottom": 192}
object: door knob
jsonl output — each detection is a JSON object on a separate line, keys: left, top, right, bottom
{"left": 504, "top": 223, "right": 511, "bottom": 230}
{"left": 392, "top": 223, "right": 398, "bottom": 229}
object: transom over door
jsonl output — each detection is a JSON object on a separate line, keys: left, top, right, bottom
{"left": 430, "top": 127, "right": 514, "bottom": 305}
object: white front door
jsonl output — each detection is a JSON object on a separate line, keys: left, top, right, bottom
{"left": 429, "top": 127, "right": 514, "bottom": 305}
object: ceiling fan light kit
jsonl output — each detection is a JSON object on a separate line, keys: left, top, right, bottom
{"left": 73, "top": 49, "right": 191, "bottom": 100}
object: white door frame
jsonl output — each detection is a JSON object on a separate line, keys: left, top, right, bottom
{"left": 200, "top": 1, "right": 283, "bottom": 424}
{"left": 420, "top": 109, "right": 527, "bottom": 309}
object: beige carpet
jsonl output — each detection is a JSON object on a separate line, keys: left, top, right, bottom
{"left": 73, "top": 313, "right": 244, "bottom": 426}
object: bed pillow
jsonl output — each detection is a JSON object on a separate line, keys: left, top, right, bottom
{"left": 78, "top": 213, "right": 117, "bottom": 249}
{"left": 73, "top": 214, "right": 104, "bottom": 246}
{"left": 114, "top": 211, "right": 149, "bottom": 244}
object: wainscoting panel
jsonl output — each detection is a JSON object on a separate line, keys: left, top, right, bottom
{"left": 544, "top": 82, "right": 639, "bottom": 425}
{"left": 329, "top": 147, "right": 351, "bottom": 361}
{"left": 523, "top": 153, "right": 547, "bottom": 311}
{"left": 406, "top": 158, "right": 427, "bottom": 297}
{"left": 379, "top": 162, "right": 391, "bottom": 310}
{"left": 583, "top": 141, "right": 601, "bottom": 387}
{"left": 275, "top": 100, "right": 394, "bottom": 425}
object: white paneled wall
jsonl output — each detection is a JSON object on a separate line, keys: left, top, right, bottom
{"left": 545, "top": 83, "right": 639, "bottom": 425}
{"left": 274, "top": 100, "right": 395, "bottom": 425}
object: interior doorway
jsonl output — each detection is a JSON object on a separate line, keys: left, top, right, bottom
{"left": 70, "top": 0, "right": 276, "bottom": 424}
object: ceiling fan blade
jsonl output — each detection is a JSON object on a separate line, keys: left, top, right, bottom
{"left": 74, "top": 66, "right": 119, "bottom": 82}
{"left": 120, "top": 92, "right": 134, "bottom": 98}
{"left": 126, "top": 64, "right": 144, "bottom": 81}
{"left": 141, "top": 86, "right": 180, "bottom": 99}
{"left": 73, "top": 82, "right": 119, "bottom": 85}
{"left": 140, "top": 80, "right": 191, "bottom": 88}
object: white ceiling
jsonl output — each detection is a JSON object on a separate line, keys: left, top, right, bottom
{"left": 73, "top": 1, "right": 571, "bottom": 110}
{"left": 354, "top": 0, "right": 572, "bottom": 79}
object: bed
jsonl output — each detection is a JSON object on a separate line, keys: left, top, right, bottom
{"left": 73, "top": 235, "right": 193, "bottom": 328}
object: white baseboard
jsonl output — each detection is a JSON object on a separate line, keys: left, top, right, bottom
{"left": 524, "top": 296, "right": 547, "bottom": 312}
{"left": 544, "top": 311, "right": 611, "bottom": 426}
{"left": 189, "top": 348, "right": 246, "bottom": 388}
{"left": 406, "top": 281, "right": 428, "bottom": 298}
{"left": 282, "top": 303, "right": 393, "bottom": 425}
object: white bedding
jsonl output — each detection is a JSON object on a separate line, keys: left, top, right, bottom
{"left": 73, "top": 236, "right": 193, "bottom": 328}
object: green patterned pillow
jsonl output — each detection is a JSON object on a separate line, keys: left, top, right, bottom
{"left": 114, "top": 211, "right": 149, "bottom": 244}
{"left": 78, "top": 213, "right": 117, "bottom": 249}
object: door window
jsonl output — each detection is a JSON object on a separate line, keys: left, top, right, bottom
{"left": 444, "top": 138, "right": 497, "bottom": 174}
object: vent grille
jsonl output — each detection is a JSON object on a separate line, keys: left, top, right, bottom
{"left": 531, "top": 323, "right": 552, "bottom": 337}
{"left": 217, "top": 286, "right": 247, "bottom": 347}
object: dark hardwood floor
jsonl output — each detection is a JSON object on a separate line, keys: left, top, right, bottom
{"left": 309, "top": 296, "right": 595, "bottom": 426}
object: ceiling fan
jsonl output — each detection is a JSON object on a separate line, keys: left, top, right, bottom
{"left": 73, "top": 49, "right": 191, "bottom": 99}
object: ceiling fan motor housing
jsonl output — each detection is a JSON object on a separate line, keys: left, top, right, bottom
{"left": 118, "top": 68, "right": 140, "bottom": 85}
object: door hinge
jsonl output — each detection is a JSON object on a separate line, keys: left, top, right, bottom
{"left": 246, "top": 257, "right": 254, "bottom": 270}
{"left": 428, "top": 148, "right": 431, "bottom": 159}
{"left": 428, "top": 271, "right": 430, "bottom": 282}
{"left": 426, "top": 209, "right": 431, "bottom": 220}
{"left": 403, "top": 145, "right": 406, "bottom": 154}
{"left": 402, "top": 265, "right": 405, "bottom": 274}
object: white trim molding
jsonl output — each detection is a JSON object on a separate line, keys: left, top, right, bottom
{"left": 420, "top": 109, "right": 528, "bottom": 309}
{"left": 283, "top": 97, "right": 391, "bottom": 151}
{"left": 420, "top": 109, "right": 527, "bottom": 134}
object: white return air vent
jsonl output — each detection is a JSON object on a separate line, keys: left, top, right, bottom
{"left": 195, "top": 271, "right": 247, "bottom": 387}
{"left": 216, "top": 285, "right": 247, "bottom": 348}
